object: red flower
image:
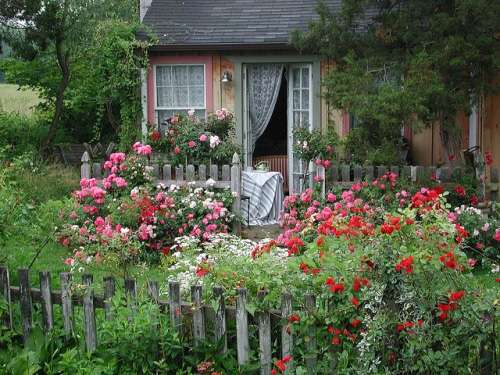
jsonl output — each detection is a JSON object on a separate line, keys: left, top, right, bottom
{"left": 351, "top": 297, "right": 359, "bottom": 306}
{"left": 449, "top": 154, "right": 456, "bottom": 161}
{"left": 332, "top": 337, "right": 339, "bottom": 344}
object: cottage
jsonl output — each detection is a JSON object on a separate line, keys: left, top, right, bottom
{"left": 138, "top": 0, "right": 500, "bottom": 190}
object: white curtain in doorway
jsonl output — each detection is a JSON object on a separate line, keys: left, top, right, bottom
{"left": 248, "top": 64, "right": 285, "bottom": 153}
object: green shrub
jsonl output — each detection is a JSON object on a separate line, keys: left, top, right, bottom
{"left": 0, "top": 110, "right": 48, "bottom": 158}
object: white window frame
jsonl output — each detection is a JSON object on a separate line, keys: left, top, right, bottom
{"left": 153, "top": 63, "right": 206, "bottom": 127}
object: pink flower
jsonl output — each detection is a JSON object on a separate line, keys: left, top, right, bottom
{"left": 316, "top": 159, "right": 322, "bottom": 165}
{"left": 171, "top": 117, "right": 178, "bottom": 122}
{"left": 188, "top": 109, "right": 195, "bottom": 116}
{"left": 324, "top": 160, "right": 331, "bottom": 168}
{"left": 174, "top": 147, "right": 180, "bottom": 154}
{"left": 189, "top": 141, "right": 195, "bottom": 147}
{"left": 199, "top": 134, "right": 207, "bottom": 142}
{"left": 466, "top": 259, "right": 476, "bottom": 267}
{"left": 210, "top": 136, "right": 220, "bottom": 148}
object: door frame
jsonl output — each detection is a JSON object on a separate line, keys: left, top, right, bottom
{"left": 228, "top": 55, "right": 322, "bottom": 181}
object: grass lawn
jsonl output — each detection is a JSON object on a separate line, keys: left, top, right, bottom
{"left": 3, "top": 232, "right": 498, "bottom": 299}
{"left": 3, "top": 236, "right": 174, "bottom": 297}
{"left": 0, "top": 84, "right": 41, "bottom": 116}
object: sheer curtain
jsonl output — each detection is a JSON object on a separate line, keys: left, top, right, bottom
{"left": 247, "top": 64, "right": 285, "bottom": 153}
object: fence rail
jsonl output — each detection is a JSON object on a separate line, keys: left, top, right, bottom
{"left": 1, "top": 266, "right": 496, "bottom": 374}
{"left": 81, "top": 151, "right": 242, "bottom": 236}
{"left": 317, "top": 162, "right": 500, "bottom": 202}
{"left": 1, "top": 266, "right": 308, "bottom": 374}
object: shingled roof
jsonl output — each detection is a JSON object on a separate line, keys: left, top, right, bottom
{"left": 139, "top": 0, "right": 342, "bottom": 51}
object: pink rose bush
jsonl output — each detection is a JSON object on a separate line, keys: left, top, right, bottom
{"left": 148, "top": 109, "right": 242, "bottom": 168}
{"left": 59, "top": 145, "right": 236, "bottom": 272}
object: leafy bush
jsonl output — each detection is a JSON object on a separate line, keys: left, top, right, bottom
{"left": 58, "top": 144, "right": 237, "bottom": 276}
{"left": 341, "top": 125, "right": 408, "bottom": 166}
{"left": 0, "top": 291, "right": 254, "bottom": 374}
{"left": 148, "top": 109, "right": 243, "bottom": 168}
{"left": 271, "top": 181, "right": 499, "bottom": 373}
{"left": 0, "top": 110, "right": 48, "bottom": 158}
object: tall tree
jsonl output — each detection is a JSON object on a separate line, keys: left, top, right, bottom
{"left": 0, "top": 0, "right": 151, "bottom": 151}
{"left": 291, "top": 0, "right": 500, "bottom": 164}
{"left": 0, "top": 0, "right": 96, "bottom": 151}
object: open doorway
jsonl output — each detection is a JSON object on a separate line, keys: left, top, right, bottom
{"left": 252, "top": 71, "right": 287, "bottom": 158}
{"left": 244, "top": 63, "right": 313, "bottom": 193}
{"left": 251, "top": 71, "right": 289, "bottom": 192}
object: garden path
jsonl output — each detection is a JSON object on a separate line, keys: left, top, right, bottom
{"left": 241, "top": 224, "right": 282, "bottom": 242}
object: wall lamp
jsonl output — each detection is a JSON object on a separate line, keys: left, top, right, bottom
{"left": 220, "top": 71, "right": 232, "bottom": 83}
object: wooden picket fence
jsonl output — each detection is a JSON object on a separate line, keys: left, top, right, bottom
{"left": 316, "top": 160, "right": 500, "bottom": 202}
{"left": 0, "top": 267, "right": 313, "bottom": 375}
{"left": 80, "top": 151, "right": 243, "bottom": 236}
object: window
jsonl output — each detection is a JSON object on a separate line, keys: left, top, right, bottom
{"left": 154, "top": 64, "right": 206, "bottom": 127}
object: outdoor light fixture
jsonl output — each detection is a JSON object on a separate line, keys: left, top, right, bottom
{"left": 221, "top": 71, "right": 232, "bottom": 83}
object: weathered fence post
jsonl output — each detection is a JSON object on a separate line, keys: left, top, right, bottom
{"left": 81, "top": 151, "right": 91, "bottom": 180}
{"left": 316, "top": 165, "right": 326, "bottom": 197}
{"left": 213, "top": 285, "right": 227, "bottom": 353}
{"left": 489, "top": 166, "right": 499, "bottom": 202}
{"left": 282, "top": 292, "right": 294, "bottom": 375}
{"left": 39, "top": 270, "right": 54, "bottom": 333}
{"left": 0, "top": 266, "right": 12, "bottom": 329}
{"left": 476, "top": 152, "right": 486, "bottom": 200}
{"left": 82, "top": 274, "right": 97, "bottom": 351}
{"left": 147, "top": 280, "right": 160, "bottom": 334}
{"left": 191, "top": 284, "right": 206, "bottom": 347}
{"left": 236, "top": 287, "right": 249, "bottom": 365}
{"left": 125, "top": 278, "right": 138, "bottom": 315}
{"left": 304, "top": 293, "right": 317, "bottom": 374}
{"left": 18, "top": 268, "right": 33, "bottom": 340}
{"left": 169, "top": 282, "right": 182, "bottom": 335}
{"left": 60, "top": 273, "right": 73, "bottom": 340}
{"left": 258, "top": 290, "right": 271, "bottom": 375}
{"left": 103, "top": 276, "right": 115, "bottom": 322}
{"left": 231, "top": 152, "right": 242, "bottom": 236}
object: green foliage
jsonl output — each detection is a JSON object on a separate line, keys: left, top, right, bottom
{"left": 341, "top": 127, "right": 409, "bottom": 166}
{"left": 275, "top": 182, "right": 499, "bottom": 373}
{"left": 292, "top": 122, "right": 339, "bottom": 164}
{"left": 0, "top": 0, "right": 154, "bottom": 149}
{"left": 78, "top": 17, "right": 153, "bottom": 149}
{"left": 148, "top": 111, "right": 243, "bottom": 168}
{"left": 290, "top": 0, "right": 500, "bottom": 160}
{"left": 0, "top": 109, "right": 48, "bottom": 158}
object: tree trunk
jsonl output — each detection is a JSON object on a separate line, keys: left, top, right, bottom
{"left": 438, "top": 116, "right": 465, "bottom": 167}
{"left": 40, "top": 2, "right": 71, "bottom": 153}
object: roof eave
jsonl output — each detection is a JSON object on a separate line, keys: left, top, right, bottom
{"left": 147, "top": 42, "right": 297, "bottom": 52}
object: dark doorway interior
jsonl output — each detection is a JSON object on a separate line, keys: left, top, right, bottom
{"left": 252, "top": 72, "right": 287, "bottom": 158}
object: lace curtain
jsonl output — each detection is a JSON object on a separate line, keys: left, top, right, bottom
{"left": 248, "top": 64, "right": 285, "bottom": 153}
